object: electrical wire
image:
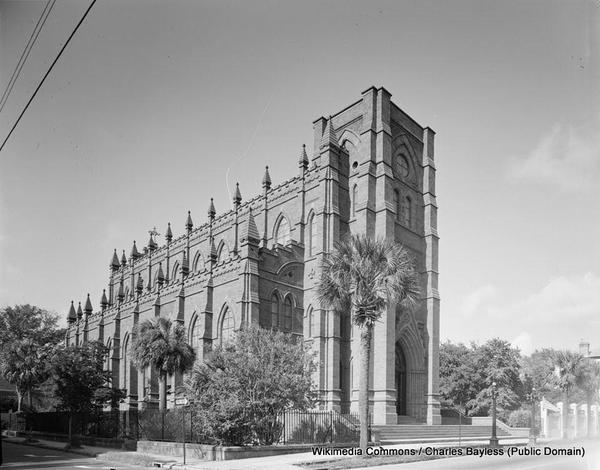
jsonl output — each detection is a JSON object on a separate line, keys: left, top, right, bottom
{"left": 0, "top": 0, "right": 57, "bottom": 114}
{"left": 0, "top": 0, "right": 97, "bottom": 154}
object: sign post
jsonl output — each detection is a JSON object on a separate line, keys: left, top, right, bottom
{"left": 175, "top": 397, "right": 189, "bottom": 465}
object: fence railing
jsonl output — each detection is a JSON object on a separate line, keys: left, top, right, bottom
{"left": 280, "top": 410, "right": 360, "bottom": 444}
{"left": 7, "top": 408, "right": 363, "bottom": 446}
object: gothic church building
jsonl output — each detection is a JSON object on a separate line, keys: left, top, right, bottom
{"left": 66, "top": 87, "right": 441, "bottom": 425}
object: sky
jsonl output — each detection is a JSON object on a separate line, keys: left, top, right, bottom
{"left": 0, "top": 0, "right": 598, "bottom": 356}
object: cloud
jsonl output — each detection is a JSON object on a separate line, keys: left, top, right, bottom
{"left": 460, "top": 284, "right": 497, "bottom": 318}
{"left": 508, "top": 123, "right": 600, "bottom": 191}
{"left": 513, "top": 272, "right": 600, "bottom": 323}
{"left": 512, "top": 331, "right": 534, "bottom": 356}
{"left": 456, "top": 273, "right": 600, "bottom": 351}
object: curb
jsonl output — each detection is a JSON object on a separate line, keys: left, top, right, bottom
{"left": 3, "top": 437, "right": 102, "bottom": 458}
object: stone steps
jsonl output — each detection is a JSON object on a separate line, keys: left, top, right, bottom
{"left": 372, "top": 425, "right": 510, "bottom": 444}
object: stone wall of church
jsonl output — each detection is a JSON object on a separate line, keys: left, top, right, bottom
{"left": 65, "top": 86, "right": 440, "bottom": 425}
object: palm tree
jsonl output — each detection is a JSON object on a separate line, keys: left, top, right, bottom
{"left": 317, "top": 234, "right": 419, "bottom": 451}
{"left": 1, "top": 338, "right": 49, "bottom": 411}
{"left": 552, "top": 350, "right": 586, "bottom": 439}
{"left": 132, "top": 317, "right": 196, "bottom": 411}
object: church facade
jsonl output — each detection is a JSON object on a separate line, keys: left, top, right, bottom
{"left": 65, "top": 86, "right": 441, "bottom": 425}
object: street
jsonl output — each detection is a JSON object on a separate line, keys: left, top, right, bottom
{"left": 0, "top": 442, "right": 148, "bottom": 470}
{"left": 353, "top": 440, "right": 600, "bottom": 470}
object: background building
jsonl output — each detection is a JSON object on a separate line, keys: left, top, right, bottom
{"left": 65, "top": 87, "right": 441, "bottom": 425}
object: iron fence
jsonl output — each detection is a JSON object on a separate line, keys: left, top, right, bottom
{"left": 10, "top": 408, "right": 363, "bottom": 446}
{"left": 280, "top": 410, "right": 361, "bottom": 444}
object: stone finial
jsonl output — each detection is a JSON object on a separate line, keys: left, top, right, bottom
{"left": 130, "top": 240, "right": 141, "bottom": 259}
{"left": 157, "top": 263, "right": 165, "bottom": 286}
{"left": 262, "top": 166, "right": 272, "bottom": 190}
{"left": 121, "top": 250, "right": 127, "bottom": 267}
{"left": 233, "top": 182, "right": 242, "bottom": 206}
{"left": 136, "top": 273, "right": 144, "bottom": 295}
{"left": 67, "top": 301, "right": 77, "bottom": 324}
{"left": 76, "top": 302, "right": 83, "bottom": 320}
{"left": 100, "top": 289, "right": 108, "bottom": 310}
{"left": 320, "top": 116, "right": 338, "bottom": 149}
{"left": 208, "top": 198, "right": 216, "bottom": 220}
{"left": 241, "top": 208, "right": 260, "bottom": 243}
{"left": 166, "top": 222, "right": 173, "bottom": 243}
{"left": 186, "top": 211, "right": 193, "bottom": 232}
{"left": 148, "top": 233, "right": 158, "bottom": 251}
{"left": 84, "top": 293, "right": 93, "bottom": 315}
{"left": 110, "top": 249, "right": 120, "bottom": 270}
{"left": 299, "top": 144, "right": 309, "bottom": 169}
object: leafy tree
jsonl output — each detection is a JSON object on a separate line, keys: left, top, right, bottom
{"left": 520, "top": 349, "right": 559, "bottom": 401}
{"left": 552, "top": 350, "right": 586, "bottom": 438}
{"left": 467, "top": 339, "right": 524, "bottom": 418}
{"left": 50, "top": 341, "right": 113, "bottom": 445}
{"left": 51, "top": 341, "right": 111, "bottom": 412}
{"left": 439, "top": 341, "right": 478, "bottom": 413}
{"left": 317, "top": 234, "right": 419, "bottom": 451}
{"left": 132, "top": 317, "right": 195, "bottom": 411}
{"left": 1, "top": 339, "right": 51, "bottom": 411}
{"left": 186, "top": 326, "right": 315, "bottom": 446}
{"left": 0, "top": 305, "right": 64, "bottom": 353}
{"left": 0, "top": 305, "right": 64, "bottom": 408}
{"left": 439, "top": 339, "right": 524, "bottom": 420}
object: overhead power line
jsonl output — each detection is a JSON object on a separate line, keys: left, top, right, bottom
{"left": 0, "top": 0, "right": 98, "bottom": 154}
{"left": 0, "top": 0, "right": 57, "bottom": 114}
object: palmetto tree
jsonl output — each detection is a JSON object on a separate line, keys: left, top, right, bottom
{"left": 132, "top": 317, "right": 196, "bottom": 411}
{"left": 552, "top": 350, "right": 586, "bottom": 439}
{"left": 317, "top": 234, "right": 419, "bottom": 451}
{"left": 2, "top": 338, "right": 50, "bottom": 411}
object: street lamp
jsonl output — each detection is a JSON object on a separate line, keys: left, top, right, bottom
{"left": 489, "top": 381, "right": 499, "bottom": 447}
{"left": 529, "top": 387, "right": 538, "bottom": 445}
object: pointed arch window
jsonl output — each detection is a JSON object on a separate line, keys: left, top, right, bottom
{"left": 394, "top": 189, "right": 400, "bottom": 221}
{"left": 172, "top": 261, "right": 180, "bottom": 281}
{"left": 217, "top": 243, "right": 227, "bottom": 263}
{"left": 220, "top": 307, "right": 234, "bottom": 345}
{"left": 351, "top": 184, "right": 358, "bottom": 217}
{"left": 192, "top": 251, "right": 203, "bottom": 272}
{"left": 122, "top": 336, "right": 129, "bottom": 393}
{"left": 283, "top": 295, "right": 293, "bottom": 331}
{"left": 105, "top": 339, "right": 112, "bottom": 372}
{"left": 402, "top": 196, "right": 412, "bottom": 228}
{"left": 308, "top": 213, "right": 317, "bottom": 256}
{"left": 271, "top": 294, "right": 280, "bottom": 329}
{"left": 276, "top": 217, "right": 291, "bottom": 246}
{"left": 399, "top": 155, "right": 410, "bottom": 177}
{"left": 305, "top": 307, "right": 315, "bottom": 338}
{"left": 189, "top": 316, "right": 197, "bottom": 349}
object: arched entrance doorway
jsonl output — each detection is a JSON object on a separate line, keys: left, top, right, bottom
{"left": 395, "top": 341, "right": 407, "bottom": 415}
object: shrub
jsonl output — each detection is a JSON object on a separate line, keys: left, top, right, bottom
{"left": 186, "top": 327, "right": 315, "bottom": 445}
{"left": 508, "top": 408, "right": 531, "bottom": 428}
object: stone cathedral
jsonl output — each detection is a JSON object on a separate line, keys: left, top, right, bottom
{"left": 65, "top": 87, "right": 441, "bottom": 425}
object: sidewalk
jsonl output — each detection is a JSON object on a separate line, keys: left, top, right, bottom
{"left": 101, "top": 437, "right": 532, "bottom": 470}
{"left": 1, "top": 434, "right": 121, "bottom": 458}
{"left": 2, "top": 433, "right": 535, "bottom": 470}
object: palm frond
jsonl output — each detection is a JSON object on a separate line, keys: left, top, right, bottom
{"left": 132, "top": 317, "right": 196, "bottom": 375}
{"left": 317, "top": 233, "right": 420, "bottom": 328}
